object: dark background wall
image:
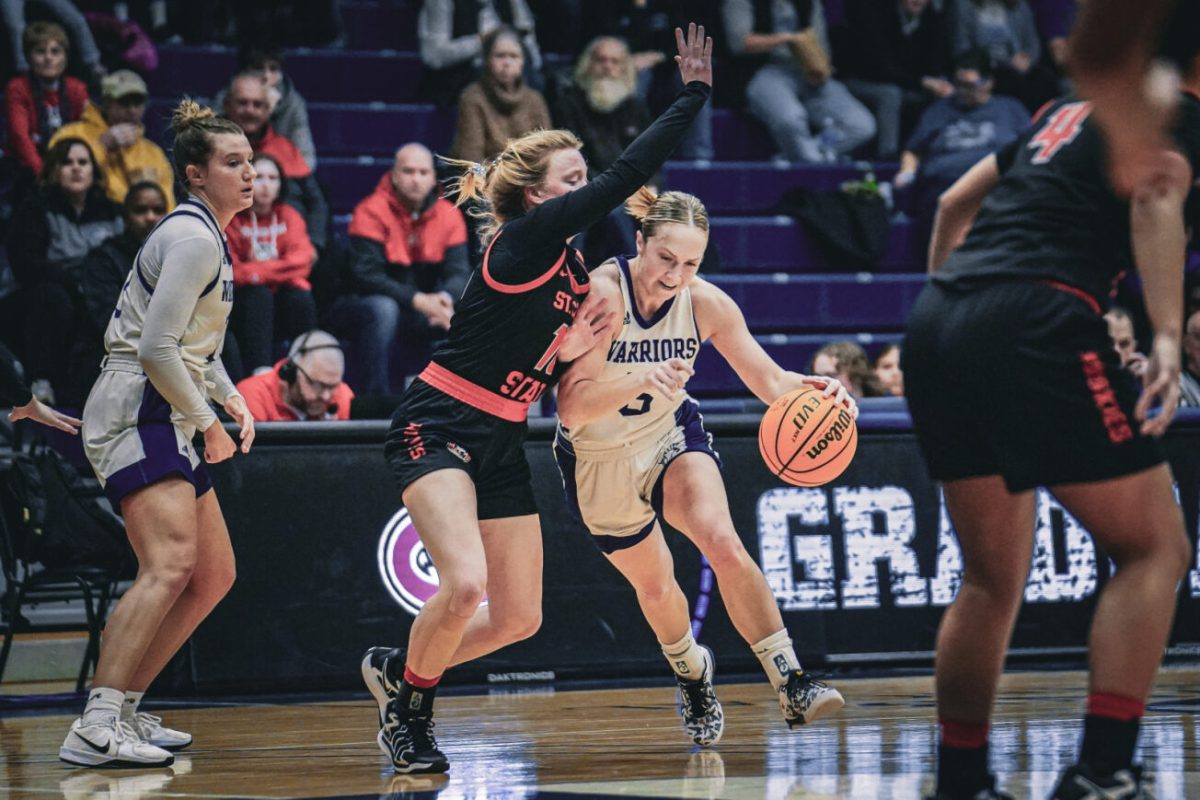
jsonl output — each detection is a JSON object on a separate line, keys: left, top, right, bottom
{"left": 156, "top": 414, "right": 1200, "bottom": 695}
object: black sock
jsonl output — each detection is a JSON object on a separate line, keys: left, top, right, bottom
{"left": 396, "top": 680, "right": 438, "bottom": 717}
{"left": 1080, "top": 715, "right": 1139, "bottom": 775}
{"left": 937, "top": 743, "right": 990, "bottom": 798}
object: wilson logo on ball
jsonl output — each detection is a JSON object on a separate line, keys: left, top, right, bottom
{"left": 759, "top": 388, "right": 857, "bottom": 486}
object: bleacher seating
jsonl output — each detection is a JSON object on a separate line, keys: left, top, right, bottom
{"left": 133, "top": 0, "right": 929, "bottom": 402}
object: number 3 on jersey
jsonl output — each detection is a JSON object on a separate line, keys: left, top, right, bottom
{"left": 1028, "top": 101, "right": 1091, "bottom": 164}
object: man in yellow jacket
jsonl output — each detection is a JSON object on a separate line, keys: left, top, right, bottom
{"left": 50, "top": 70, "right": 175, "bottom": 208}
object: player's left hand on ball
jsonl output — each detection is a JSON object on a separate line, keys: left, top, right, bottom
{"left": 224, "top": 394, "right": 256, "bottom": 453}
{"left": 801, "top": 376, "right": 858, "bottom": 419}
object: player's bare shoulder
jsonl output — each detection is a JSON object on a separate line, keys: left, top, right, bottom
{"left": 688, "top": 276, "right": 739, "bottom": 340}
{"left": 589, "top": 258, "right": 625, "bottom": 310}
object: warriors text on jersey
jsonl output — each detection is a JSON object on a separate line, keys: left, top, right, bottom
{"left": 936, "top": 91, "right": 1200, "bottom": 305}
{"left": 561, "top": 255, "right": 702, "bottom": 453}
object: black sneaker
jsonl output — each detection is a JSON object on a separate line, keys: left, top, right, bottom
{"left": 361, "top": 646, "right": 405, "bottom": 727}
{"left": 379, "top": 702, "right": 449, "bottom": 774}
{"left": 1051, "top": 764, "right": 1150, "bottom": 799}
{"left": 675, "top": 645, "right": 724, "bottom": 746}
{"left": 778, "top": 670, "right": 845, "bottom": 728}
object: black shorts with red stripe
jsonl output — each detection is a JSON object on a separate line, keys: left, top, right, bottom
{"left": 383, "top": 378, "right": 537, "bottom": 520}
{"left": 902, "top": 278, "right": 1163, "bottom": 492}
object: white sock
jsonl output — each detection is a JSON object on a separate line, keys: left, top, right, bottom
{"left": 81, "top": 687, "right": 125, "bottom": 725}
{"left": 661, "top": 630, "right": 707, "bottom": 680}
{"left": 122, "top": 690, "right": 145, "bottom": 719}
{"left": 752, "top": 629, "right": 802, "bottom": 691}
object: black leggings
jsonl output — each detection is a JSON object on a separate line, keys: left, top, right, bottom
{"left": 231, "top": 284, "right": 318, "bottom": 372}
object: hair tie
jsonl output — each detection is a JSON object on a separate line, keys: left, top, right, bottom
{"left": 471, "top": 162, "right": 487, "bottom": 178}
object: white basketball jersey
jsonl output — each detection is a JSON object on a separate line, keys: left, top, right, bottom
{"left": 104, "top": 197, "right": 234, "bottom": 386}
{"left": 564, "top": 256, "right": 701, "bottom": 452}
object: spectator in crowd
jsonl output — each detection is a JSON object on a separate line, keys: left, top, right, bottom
{"left": 873, "top": 343, "right": 903, "bottom": 396}
{"left": 2, "top": 0, "right": 105, "bottom": 81}
{"left": 63, "top": 180, "right": 167, "bottom": 407}
{"left": 583, "top": 0, "right": 719, "bottom": 160}
{"left": 5, "top": 137, "right": 123, "bottom": 404}
{"left": 811, "top": 340, "right": 882, "bottom": 400}
{"left": 895, "top": 50, "right": 1028, "bottom": 232}
{"left": 235, "top": 330, "right": 354, "bottom": 421}
{"left": 1104, "top": 306, "right": 1148, "bottom": 382}
{"left": 226, "top": 153, "right": 318, "bottom": 374}
{"left": 723, "top": 0, "right": 876, "bottom": 163}
{"left": 418, "top": 0, "right": 543, "bottom": 106}
{"left": 839, "top": 0, "right": 954, "bottom": 160}
{"left": 1182, "top": 308, "right": 1200, "bottom": 407}
{"left": 951, "top": 0, "right": 1059, "bottom": 110}
{"left": 451, "top": 26, "right": 551, "bottom": 163}
{"left": 50, "top": 69, "right": 176, "bottom": 208}
{"left": 4, "top": 22, "right": 88, "bottom": 184}
{"left": 223, "top": 71, "right": 329, "bottom": 253}
{"left": 552, "top": 35, "right": 653, "bottom": 265}
{"left": 214, "top": 45, "right": 317, "bottom": 169}
{"left": 327, "top": 143, "right": 469, "bottom": 394}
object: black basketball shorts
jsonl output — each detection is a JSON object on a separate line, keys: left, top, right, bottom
{"left": 902, "top": 279, "right": 1164, "bottom": 492}
{"left": 383, "top": 379, "right": 538, "bottom": 520}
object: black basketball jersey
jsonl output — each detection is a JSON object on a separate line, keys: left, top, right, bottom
{"left": 423, "top": 231, "right": 589, "bottom": 417}
{"left": 936, "top": 92, "right": 1200, "bottom": 304}
{"left": 418, "top": 81, "right": 712, "bottom": 422}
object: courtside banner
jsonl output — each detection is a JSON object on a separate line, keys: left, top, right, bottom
{"left": 177, "top": 411, "right": 1200, "bottom": 693}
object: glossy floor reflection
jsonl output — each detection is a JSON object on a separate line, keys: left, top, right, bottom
{"left": 1, "top": 667, "right": 1197, "bottom": 799}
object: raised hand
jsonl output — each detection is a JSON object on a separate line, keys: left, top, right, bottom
{"left": 674, "top": 22, "right": 713, "bottom": 88}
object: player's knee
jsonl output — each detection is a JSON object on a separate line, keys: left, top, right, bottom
{"left": 1164, "top": 527, "right": 1193, "bottom": 583}
{"left": 699, "top": 528, "right": 747, "bottom": 574}
{"left": 635, "top": 574, "right": 678, "bottom": 606}
{"left": 443, "top": 572, "right": 487, "bottom": 618}
{"left": 500, "top": 606, "right": 542, "bottom": 643}
{"left": 144, "top": 553, "right": 198, "bottom": 597}
{"left": 194, "top": 555, "right": 237, "bottom": 604}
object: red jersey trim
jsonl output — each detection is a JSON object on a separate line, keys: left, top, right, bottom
{"left": 1033, "top": 279, "right": 1102, "bottom": 315}
{"left": 419, "top": 362, "right": 529, "bottom": 423}
{"left": 481, "top": 230, "right": 566, "bottom": 295}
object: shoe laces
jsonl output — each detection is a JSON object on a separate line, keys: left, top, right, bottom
{"left": 678, "top": 676, "right": 718, "bottom": 719}
{"left": 92, "top": 716, "right": 140, "bottom": 743}
{"left": 402, "top": 714, "right": 439, "bottom": 752}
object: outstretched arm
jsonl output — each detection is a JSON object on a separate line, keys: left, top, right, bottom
{"left": 519, "top": 24, "right": 713, "bottom": 245}
{"left": 699, "top": 283, "right": 856, "bottom": 415}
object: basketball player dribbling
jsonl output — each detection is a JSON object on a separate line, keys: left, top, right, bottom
{"left": 359, "top": 24, "right": 713, "bottom": 775}
{"left": 59, "top": 100, "right": 255, "bottom": 768}
{"left": 904, "top": 14, "right": 1200, "bottom": 800}
{"left": 553, "top": 189, "right": 855, "bottom": 746}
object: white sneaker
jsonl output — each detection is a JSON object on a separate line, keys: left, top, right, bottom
{"left": 126, "top": 711, "right": 193, "bottom": 751}
{"left": 59, "top": 767, "right": 174, "bottom": 799}
{"left": 778, "top": 670, "right": 845, "bottom": 728}
{"left": 59, "top": 716, "right": 174, "bottom": 768}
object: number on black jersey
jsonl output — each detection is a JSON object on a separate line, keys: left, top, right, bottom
{"left": 1028, "top": 102, "right": 1092, "bottom": 164}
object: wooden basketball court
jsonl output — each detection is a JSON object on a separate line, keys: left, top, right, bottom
{"left": 2, "top": 666, "right": 1198, "bottom": 799}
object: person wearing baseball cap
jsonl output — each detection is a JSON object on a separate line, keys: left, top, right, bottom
{"left": 50, "top": 69, "right": 176, "bottom": 208}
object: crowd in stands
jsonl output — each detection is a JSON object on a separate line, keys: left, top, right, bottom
{"left": 0, "top": 0, "right": 1195, "bottom": 423}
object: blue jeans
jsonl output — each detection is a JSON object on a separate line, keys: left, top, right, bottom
{"left": 745, "top": 64, "right": 877, "bottom": 163}
{"left": 325, "top": 294, "right": 445, "bottom": 394}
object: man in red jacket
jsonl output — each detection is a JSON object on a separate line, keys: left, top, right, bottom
{"left": 224, "top": 72, "right": 330, "bottom": 252}
{"left": 325, "top": 143, "right": 469, "bottom": 394}
{"left": 235, "top": 330, "right": 354, "bottom": 421}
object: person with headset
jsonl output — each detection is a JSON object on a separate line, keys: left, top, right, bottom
{"left": 234, "top": 330, "right": 354, "bottom": 421}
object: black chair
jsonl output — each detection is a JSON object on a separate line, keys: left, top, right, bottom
{"left": 0, "top": 448, "right": 123, "bottom": 693}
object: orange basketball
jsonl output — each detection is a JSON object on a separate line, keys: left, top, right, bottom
{"left": 758, "top": 387, "right": 857, "bottom": 486}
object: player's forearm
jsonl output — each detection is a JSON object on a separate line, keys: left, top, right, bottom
{"left": 1131, "top": 184, "right": 1187, "bottom": 342}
